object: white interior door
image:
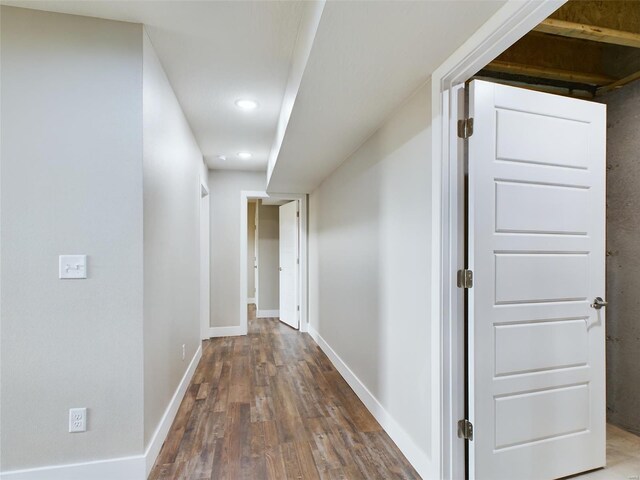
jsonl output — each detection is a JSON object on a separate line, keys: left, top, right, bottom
{"left": 468, "top": 80, "right": 606, "bottom": 480}
{"left": 279, "top": 200, "right": 299, "bottom": 329}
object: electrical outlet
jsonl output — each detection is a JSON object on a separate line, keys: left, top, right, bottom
{"left": 69, "top": 408, "right": 87, "bottom": 433}
{"left": 182, "top": 344, "right": 186, "bottom": 360}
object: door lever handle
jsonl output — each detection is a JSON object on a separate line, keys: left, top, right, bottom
{"left": 590, "top": 297, "right": 608, "bottom": 310}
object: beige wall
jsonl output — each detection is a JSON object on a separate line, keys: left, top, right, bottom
{"left": 209, "top": 170, "right": 265, "bottom": 327}
{"left": 309, "top": 81, "right": 432, "bottom": 466}
{"left": 0, "top": 7, "right": 144, "bottom": 470}
{"left": 257, "top": 203, "right": 280, "bottom": 312}
{"left": 247, "top": 201, "right": 257, "bottom": 300}
{"left": 142, "top": 31, "right": 206, "bottom": 447}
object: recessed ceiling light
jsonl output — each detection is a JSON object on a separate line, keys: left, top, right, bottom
{"left": 237, "top": 152, "right": 252, "bottom": 159}
{"left": 217, "top": 155, "right": 226, "bottom": 161}
{"left": 235, "top": 99, "right": 258, "bottom": 111}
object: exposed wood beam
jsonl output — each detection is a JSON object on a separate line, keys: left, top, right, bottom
{"left": 473, "top": 76, "right": 594, "bottom": 99}
{"left": 485, "top": 60, "right": 615, "bottom": 86}
{"left": 598, "top": 68, "right": 640, "bottom": 94}
{"left": 535, "top": 18, "right": 640, "bottom": 49}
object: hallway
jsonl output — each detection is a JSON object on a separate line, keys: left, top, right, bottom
{"left": 149, "top": 306, "right": 419, "bottom": 479}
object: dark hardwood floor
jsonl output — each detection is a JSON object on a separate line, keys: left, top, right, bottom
{"left": 148, "top": 305, "right": 420, "bottom": 479}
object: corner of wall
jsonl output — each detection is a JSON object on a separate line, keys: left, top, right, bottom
{"left": 141, "top": 27, "right": 205, "bottom": 460}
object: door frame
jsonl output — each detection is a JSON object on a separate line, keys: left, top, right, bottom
{"left": 432, "top": 1, "right": 567, "bottom": 478}
{"left": 247, "top": 201, "right": 257, "bottom": 305}
{"left": 199, "top": 176, "right": 210, "bottom": 340}
{"left": 254, "top": 201, "right": 259, "bottom": 306}
{"left": 240, "top": 191, "right": 308, "bottom": 334}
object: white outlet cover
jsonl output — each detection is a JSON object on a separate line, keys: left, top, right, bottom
{"left": 69, "top": 407, "right": 87, "bottom": 433}
{"left": 59, "top": 255, "right": 87, "bottom": 279}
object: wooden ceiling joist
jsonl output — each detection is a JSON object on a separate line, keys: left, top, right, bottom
{"left": 534, "top": 18, "right": 640, "bottom": 49}
{"left": 598, "top": 68, "right": 640, "bottom": 94}
{"left": 472, "top": 76, "right": 594, "bottom": 99}
{"left": 485, "top": 60, "right": 615, "bottom": 86}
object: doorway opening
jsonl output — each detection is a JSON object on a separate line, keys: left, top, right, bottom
{"left": 240, "top": 191, "right": 308, "bottom": 334}
{"left": 249, "top": 197, "right": 299, "bottom": 329}
{"left": 443, "top": 1, "right": 640, "bottom": 478}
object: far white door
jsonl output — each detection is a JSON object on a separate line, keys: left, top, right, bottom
{"left": 279, "top": 200, "right": 299, "bottom": 329}
{"left": 467, "top": 80, "right": 606, "bottom": 479}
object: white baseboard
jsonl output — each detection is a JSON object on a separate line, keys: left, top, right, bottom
{"left": 0, "top": 456, "right": 145, "bottom": 480}
{"left": 209, "top": 325, "right": 245, "bottom": 337}
{"left": 308, "top": 326, "right": 432, "bottom": 479}
{"left": 0, "top": 345, "right": 204, "bottom": 480}
{"left": 144, "top": 343, "right": 202, "bottom": 476}
{"left": 247, "top": 297, "right": 256, "bottom": 304}
{"left": 256, "top": 309, "right": 279, "bottom": 318}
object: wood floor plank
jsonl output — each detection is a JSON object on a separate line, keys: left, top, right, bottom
{"left": 196, "top": 382, "right": 209, "bottom": 401}
{"left": 148, "top": 305, "right": 420, "bottom": 479}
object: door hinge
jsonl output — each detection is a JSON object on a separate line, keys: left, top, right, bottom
{"left": 458, "top": 419, "right": 473, "bottom": 440}
{"left": 457, "top": 118, "right": 474, "bottom": 139}
{"left": 297, "top": 305, "right": 300, "bottom": 311}
{"left": 457, "top": 269, "right": 473, "bottom": 289}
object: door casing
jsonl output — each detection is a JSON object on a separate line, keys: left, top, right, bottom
{"left": 200, "top": 176, "right": 210, "bottom": 340}
{"left": 239, "top": 191, "right": 309, "bottom": 335}
{"left": 433, "top": 1, "right": 567, "bottom": 478}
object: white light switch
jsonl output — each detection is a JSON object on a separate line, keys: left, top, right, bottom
{"left": 59, "top": 255, "right": 87, "bottom": 279}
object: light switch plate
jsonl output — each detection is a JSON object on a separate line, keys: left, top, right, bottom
{"left": 59, "top": 255, "right": 87, "bottom": 279}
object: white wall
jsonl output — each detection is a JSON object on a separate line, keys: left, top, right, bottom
{"left": 0, "top": 6, "right": 144, "bottom": 470}
{"left": 247, "top": 201, "right": 257, "bottom": 301}
{"left": 209, "top": 170, "right": 265, "bottom": 328}
{"left": 142, "top": 31, "right": 206, "bottom": 447}
{"left": 308, "top": 81, "right": 432, "bottom": 476}
{"left": 257, "top": 203, "right": 280, "bottom": 312}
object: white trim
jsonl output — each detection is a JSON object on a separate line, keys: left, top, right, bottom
{"left": 209, "top": 325, "right": 244, "bottom": 338}
{"left": 254, "top": 201, "right": 260, "bottom": 308}
{"left": 0, "top": 456, "right": 144, "bottom": 480}
{"left": 144, "top": 344, "right": 202, "bottom": 476}
{"left": 256, "top": 309, "right": 279, "bottom": 318}
{"left": 430, "top": 1, "right": 567, "bottom": 478}
{"left": 247, "top": 297, "right": 256, "bottom": 304}
{"left": 1, "top": 345, "right": 203, "bottom": 480}
{"left": 240, "top": 191, "right": 269, "bottom": 336}
{"left": 240, "top": 191, "right": 309, "bottom": 334}
{"left": 200, "top": 174, "right": 211, "bottom": 340}
{"left": 308, "top": 326, "right": 432, "bottom": 478}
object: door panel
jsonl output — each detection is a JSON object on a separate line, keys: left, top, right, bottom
{"left": 494, "top": 253, "right": 588, "bottom": 304}
{"left": 279, "top": 201, "right": 299, "bottom": 329}
{"left": 494, "top": 319, "right": 588, "bottom": 376}
{"left": 468, "top": 80, "right": 606, "bottom": 480}
{"left": 495, "top": 108, "right": 590, "bottom": 168}
{"left": 495, "top": 181, "right": 590, "bottom": 235}
{"left": 494, "top": 384, "right": 590, "bottom": 449}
